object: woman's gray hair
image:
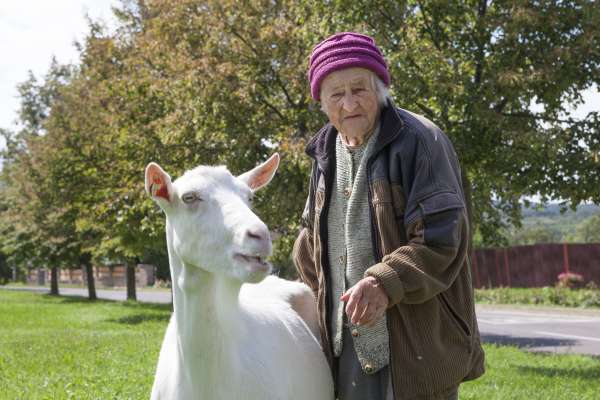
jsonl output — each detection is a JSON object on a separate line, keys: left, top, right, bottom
{"left": 371, "top": 74, "right": 390, "bottom": 107}
{"left": 320, "top": 71, "right": 390, "bottom": 113}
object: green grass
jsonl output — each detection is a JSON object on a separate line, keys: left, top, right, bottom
{"left": 459, "top": 345, "right": 600, "bottom": 399}
{"left": 1, "top": 290, "right": 600, "bottom": 399}
{"left": 476, "top": 287, "right": 600, "bottom": 309}
{"left": 0, "top": 290, "right": 169, "bottom": 399}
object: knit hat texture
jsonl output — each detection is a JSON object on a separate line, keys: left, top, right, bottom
{"left": 308, "top": 32, "right": 390, "bottom": 101}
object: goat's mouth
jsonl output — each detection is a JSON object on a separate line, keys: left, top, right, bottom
{"left": 233, "top": 252, "right": 270, "bottom": 273}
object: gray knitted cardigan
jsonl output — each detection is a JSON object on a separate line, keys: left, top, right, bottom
{"left": 327, "top": 126, "right": 390, "bottom": 374}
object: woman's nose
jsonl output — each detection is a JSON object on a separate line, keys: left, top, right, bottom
{"left": 341, "top": 92, "right": 358, "bottom": 112}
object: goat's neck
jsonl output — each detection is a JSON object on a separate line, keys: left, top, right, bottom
{"left": 166, "top": 225, "right": 243, "bottom": 365}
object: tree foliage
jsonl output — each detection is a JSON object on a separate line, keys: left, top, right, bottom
{"left": 0, "top": 0, "right": 598, "bottom": 282}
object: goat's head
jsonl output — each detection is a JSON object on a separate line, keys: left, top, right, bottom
{"left": 145, "top": 154, "right": 280, "bottom": 283}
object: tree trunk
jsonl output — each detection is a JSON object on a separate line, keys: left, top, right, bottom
{"left": 461, "top": 168, "right": 474, "bottom": 256}
{"left": 126, "top": 261, "right": 137, "bottom": 301}
{"left": 83, "top": 257, "right": 97, "bottom": 301}
{"left": 50, "top": 266, "right": 59, "bottom": 296}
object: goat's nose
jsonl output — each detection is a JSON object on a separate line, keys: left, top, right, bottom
{"left": 246, "top": 228, "right": 266, "bottom": 241}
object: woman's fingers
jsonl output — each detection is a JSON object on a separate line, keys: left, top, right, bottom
{"left": 352, "top": 296, "right": 369, "bottom": 325}
{"left": 356, "top": 301, "right": 376, "bottom": 325}
{"left": 362, "top": 304, "right": 387, "bottom": 327}
{"left": 340, "top": 286, "right": 353, "bottom": 302}
{"left": 343, "top": 277, "right": 389, "bottom": 326}
{"left": 344, "top": 286, "right": 361, "bottom": 320}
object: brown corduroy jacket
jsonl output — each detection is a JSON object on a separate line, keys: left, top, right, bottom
{"left": 293, "top": 101, "right": 485, "bottom": 400}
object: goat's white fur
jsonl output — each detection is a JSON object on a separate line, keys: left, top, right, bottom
{"left": 145, "top": 154, "right": 333, "bottom": 400}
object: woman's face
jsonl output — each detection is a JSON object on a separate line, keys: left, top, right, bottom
{"left": 320, "top": 67, "right": 380, "bottom": 146}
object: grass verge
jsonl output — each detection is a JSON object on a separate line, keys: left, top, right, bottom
{"left": 475, "top": 287, "right": 600, "bottom": 309}
{"left": 1, "top": 290, "right": 599, "bottom": 399}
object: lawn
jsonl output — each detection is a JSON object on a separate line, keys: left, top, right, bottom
{"left": 0, "top": 291, "right": 168, "bottom": 399}
{"left": 1, "top": 290, "right": 599, "bottom": 399}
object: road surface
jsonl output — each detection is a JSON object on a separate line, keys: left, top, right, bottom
{"left": 476, "top": 304, "right": 600, "bottom": 356}
{"left": 3, "top": 286, "right": 600, "bottom": 356}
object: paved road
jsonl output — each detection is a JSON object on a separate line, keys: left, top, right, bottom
{"left": 476, "top": 304, "right": 600, "bottom": 356}
{"left": 3, "top": 286, "right": 600, "bottom": 356}
{"left": 1, "top": 285, "right": 172, "bottom": 304}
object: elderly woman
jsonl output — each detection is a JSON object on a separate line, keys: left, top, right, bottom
{"left": 293, "top": 32, "right": 485, "bottom": 400}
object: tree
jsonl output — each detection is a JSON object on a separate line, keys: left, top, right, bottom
{"left": 0, "top": 253, "right": 10, "bottom": 285}
{"left": 318, "top": 0, "right": 599, "bottom": 246}
{"left": 2, "top": 0, "right": 597, "bottom": 284}
{"left": 573, "top": 213, "right": 600, "bottom": 243}
{"left": 47, "top": 0, "right": 600, "bottom": 270}
{"left": 0, "top": 62, "right": 100, "bottom": 298}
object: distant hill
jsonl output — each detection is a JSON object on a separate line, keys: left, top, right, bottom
{"left": 508, "top": 203, "right": 600, "bottom": 245}
{"left": 521, "top": 203, "right": 600, "bottom": 219}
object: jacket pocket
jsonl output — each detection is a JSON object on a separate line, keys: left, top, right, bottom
{"left": 415, "top": 190, "right": 465, "bottom": 248}
{"left": 418, "top": 190, "right": 464, "bottom": 216}
{"left": 438, "top": 292, "right": 471, "bottom": 339}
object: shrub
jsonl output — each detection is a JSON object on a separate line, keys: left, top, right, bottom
{"left": 556, "top": 272, "right": 585, "bottom": 289}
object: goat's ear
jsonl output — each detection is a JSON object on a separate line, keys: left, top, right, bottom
{"left": 145, "top": 162, "right": 173, "bottom": 203}
{"left": 238, "top": 153, "right": 280, "bottom": 191}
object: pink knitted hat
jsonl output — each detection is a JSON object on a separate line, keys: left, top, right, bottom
{"left": 308, "top": 32, "right": 390, "bottom": 101}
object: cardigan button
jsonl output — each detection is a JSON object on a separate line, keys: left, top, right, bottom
{"left": 343, "top": 188, "right": 351, "bottom": 198}
{"left": 351, "top": 329, "right": 359, "bottom": 337}
{"left": 364, "top": 364, "right": 374, "bottom": 374}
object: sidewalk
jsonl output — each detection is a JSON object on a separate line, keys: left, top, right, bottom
{"left": 0, "top": 285, "right": 172, "bottom": 303}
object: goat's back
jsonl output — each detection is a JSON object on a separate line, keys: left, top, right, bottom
{"left": 236, "top": 276, "right": 333, "bottom": 400}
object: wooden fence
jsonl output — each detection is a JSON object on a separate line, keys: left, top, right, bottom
{"left": 471, "top": 243, "right": 600, "bottom": 288}
{"left": 28, "top": 264, "right": 156, "bottom": 287}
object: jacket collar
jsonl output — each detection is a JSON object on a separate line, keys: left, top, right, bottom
{"left": 305, "top": 99, "right": 405, "bottom": 172}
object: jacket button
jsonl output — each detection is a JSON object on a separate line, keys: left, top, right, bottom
{"left": 351, "top": 329, "right": 359, "bottom": 337}
{"left": 364, "top": 364, "right": 373, "bottom": 374}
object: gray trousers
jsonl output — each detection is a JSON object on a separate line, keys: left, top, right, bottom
{"left": 336, "top": 327, "right": 392, "bottom": 400}
{"left": 336, "top": 328, "right": 459, "bottom": 400}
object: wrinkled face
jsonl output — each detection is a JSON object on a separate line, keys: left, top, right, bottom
{"left": 146, "top": 155, "right": 279, "bottom": 284}
{"left": 320, "top": 67, "right": 381, "bottom": 143}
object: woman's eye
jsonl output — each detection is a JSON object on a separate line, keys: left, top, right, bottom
{"left": 331, "top": 92, "right": 343, "bottom": 99}
{"left": 182, "top": 193, "right": 201, "bottom": 203}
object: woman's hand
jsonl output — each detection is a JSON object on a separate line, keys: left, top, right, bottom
{"left": 341, "top": 276, "right": 389, "bottom": 327}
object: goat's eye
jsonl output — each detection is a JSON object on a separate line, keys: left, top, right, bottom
{"left": 181, "top": 192, "right": 201, "bottom": 204}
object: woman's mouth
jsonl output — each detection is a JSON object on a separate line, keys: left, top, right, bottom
{"left": 343, "top": 114, "right": 362, "bottom": 122}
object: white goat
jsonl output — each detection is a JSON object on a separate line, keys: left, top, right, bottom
{"left": 145, "top": 154, "right": 333, "bottom": 400}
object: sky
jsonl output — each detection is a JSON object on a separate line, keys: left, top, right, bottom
{"left": 0, "top": 0, "right": 118, "bottom": 140}
{"left": 0, "top": 1, "right": 598, "bottom": 144}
